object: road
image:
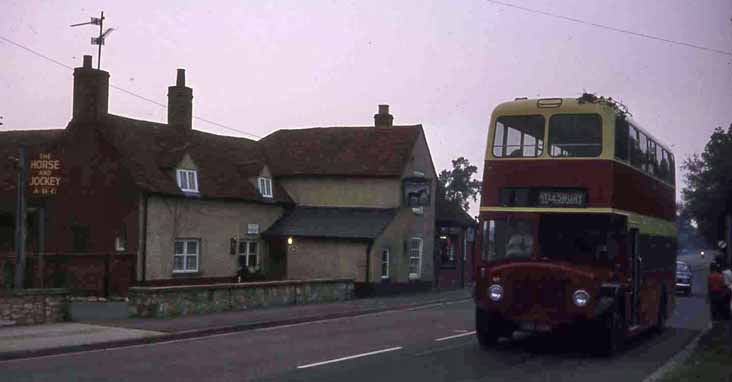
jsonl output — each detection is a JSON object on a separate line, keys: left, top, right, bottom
{"left": 0, "top": 256, "right": 712, "bottom": 382}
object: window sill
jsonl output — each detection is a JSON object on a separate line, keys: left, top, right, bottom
{"left": 172, "top": 271, "right": 202, "bottom": 277}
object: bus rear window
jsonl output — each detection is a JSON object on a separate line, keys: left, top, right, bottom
{"left": 549, "top": 114, "right": 602, "bottom": 157}
{"left": 493, "top": 115, "right": 545, "bottom": 158}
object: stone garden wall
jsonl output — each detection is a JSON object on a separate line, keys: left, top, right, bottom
{"left": 0, "top": 288, "right": 69, "bottom": 325}
{"left": 128, "top": 279, "right": 354, "bottom": 318}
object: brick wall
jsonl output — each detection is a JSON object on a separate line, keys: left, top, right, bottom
{"left": 128, "top": 279, "right": 353, "bottom": 318}
{"left": 0, "top": 288, "right": 69, "bottom": 325}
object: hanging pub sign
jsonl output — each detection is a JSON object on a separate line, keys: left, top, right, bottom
{"left": 28, "top": 153, "right": 62, "bottom": 196}
{"left": 403, "top": 178, "right": 431, "bottom": 207}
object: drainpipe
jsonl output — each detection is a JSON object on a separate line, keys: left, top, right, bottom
{"left": 141, "top": 193, "right": 148, "bottom": 284}
{"left": 365, "top": 241, "right": 373, "bottom": 285}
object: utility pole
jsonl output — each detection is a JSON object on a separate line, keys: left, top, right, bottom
{"left": 14, "top": 146, "right": 27, "bottom": 289}
{"left": 726, "top": 213, "right": 731, "bottom": 269}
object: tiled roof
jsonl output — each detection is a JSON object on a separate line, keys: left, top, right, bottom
{"left": 436, "top": 192, "right": 477, "bottom": 227}
{"left": 1, "top": 119, "right": 423, "bottom": 205}
{"left": 264, "top": 207, "right": 397, "bottom": 239}
{"left": 99, "top": 114, "right": 292, "bottom": 203}
{"left": 259, "top": 125, "right": 421, "bottom": 177}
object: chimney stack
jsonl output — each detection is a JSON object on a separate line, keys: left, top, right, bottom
{"left": 168, "top": 68, "right": 193, "bottom": 130}
{"left": 72, "top": 55, "right": 109, "bottom": 123}
{"left": 374, "top": 104, "right": 393, "bottom": 127}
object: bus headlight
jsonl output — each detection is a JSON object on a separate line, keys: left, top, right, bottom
{"left": 488, "top": 284, "right": 503, "bottom": 302}
{"left": 573, "top": 290, "right": 590, "bottom": 307}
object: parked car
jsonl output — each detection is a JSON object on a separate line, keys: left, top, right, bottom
{"left": 676, "top": 261, "right": 693, "bottom": 296}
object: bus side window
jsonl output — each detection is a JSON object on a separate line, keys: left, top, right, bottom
{"left": 629, "top": 126, "right": 642, "bottom": 168}
{"left": 669, "top": 153, "right": 676, "bottom": 183}
{"left": 647, "top": 140, "right": 657, "bottom": 176}
{"left": 638, "top": 131, "right": 648, "bottom": 172}
{"left": 659, "top": 149, "right": 670, "bottom": 183}
{"left": 614, "top": 118, "right": 629, "bottom": 161}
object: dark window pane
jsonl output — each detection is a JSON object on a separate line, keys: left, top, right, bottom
{"left": 659, "top": 149, "right": 671, "bottom": 183}
{"left": 614, "top": 118, "right": 629, "bottom": 161}
{"left": 639, "top": 132, "right": 648, "bottom": 172}
{"left": 549, "top": 114, "right": 602, "bottom": 157}
{"left": 186, "top": 255, "right": 197, "bottom": 270}
{"left": 493, "top": 115, "right": 545, "bottom": 157}
{"left": 173, "top": 256, "right": 184, "bottom": 271}
{"left": 186, "top": 240, "right": 198, "bottom": 255}
{"left": 175, "top": 241, "right": 184, "bottom": 254}
{"left": 629, "top": 127, "right": 642, "bottom": 168}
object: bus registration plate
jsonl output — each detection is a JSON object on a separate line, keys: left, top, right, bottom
{"left": 519, "top": 321, "right": 551, "bottom": 332}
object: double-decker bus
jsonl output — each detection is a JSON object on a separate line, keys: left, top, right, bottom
{"left": 474, "top": 95, "right": 677, "bottom": 355}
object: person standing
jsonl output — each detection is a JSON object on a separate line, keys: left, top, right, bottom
{"left": 708, "top": 262, "right": 726, "bottom": 321}
{"left": 721, "top": 259, "right": 732, "bottom": 320}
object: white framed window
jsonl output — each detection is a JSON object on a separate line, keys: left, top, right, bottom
{"left": 247, "top": 224, "right": 260, "bottom": 235}
{"left": 114, "top": 236, "right": 126, "bottom": 252}
{"left": 239, "top": 240, "right": 259, "bottom": 269}
{"left": 257, "top": 177, "right": 273, "bottom": 198}
{"left": 176, "top": 169, "right": 199, "bottom": 193}
{"left": 381, "top": 249, "right": 390, "bottom": 280}
{"left": 174, "top": 239, "right": 200, "bottom": 273}
{"left": 408, "top": 238, "right": 423, "bottom": 280}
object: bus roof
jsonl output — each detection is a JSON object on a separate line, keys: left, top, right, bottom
{"left": 491, "top": 97, "right": 673, "bottom": 155}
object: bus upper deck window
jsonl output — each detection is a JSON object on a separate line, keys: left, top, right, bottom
{"left": 548, "top": 114, "right": 602, "bottom": 157}
{"left": 493, "top": 115, "right": 545, "bottom": 158}
{"left": 614, "top": 118, "right": 629, "bottom": 161}
{"left": 629, "top": 126, "right": 642, "bottom": 168}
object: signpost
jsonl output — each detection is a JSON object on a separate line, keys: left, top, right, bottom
{"left": 14, "top": 147, "right": 27, "bottom": 289}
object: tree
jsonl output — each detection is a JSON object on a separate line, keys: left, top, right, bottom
{"left": 682, "top": 124, "right": 732, "bottom": 245}
{"left": 438, "top": 157, "right": 482, "bottom": 212}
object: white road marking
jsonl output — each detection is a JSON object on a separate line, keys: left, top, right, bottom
{"left": 434, "top": 331, "right": 476, "bottom": 342}
{"left": 297, "top": 346, "right": 403, "bottom": 369}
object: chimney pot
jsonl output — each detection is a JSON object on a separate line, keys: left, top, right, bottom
{"left": 168, "top": 68, "right": 193, "bottom": 130}
{"left": 72, "top": 55, "right": 109, "bottom": 123}
{"left": 176, "top": 68, "right": 186, "bottom": 87}
{"left": 374, "top": 104, "right": 393, "bottom": 127}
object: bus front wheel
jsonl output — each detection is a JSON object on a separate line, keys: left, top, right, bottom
{"left": 476, "top": 306, "right": 501, "bottom": 349}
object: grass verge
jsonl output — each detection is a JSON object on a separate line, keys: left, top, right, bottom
{"left": 661, "top": 321, "right": 732, "bottom": 382}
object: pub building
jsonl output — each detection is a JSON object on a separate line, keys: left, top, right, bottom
{"left": 0, "top": 55, "right": 473, "bottom": 296}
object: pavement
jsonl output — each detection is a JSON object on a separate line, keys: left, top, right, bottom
{"left": 0, "top": 288, "right": 471, "bottom": 361}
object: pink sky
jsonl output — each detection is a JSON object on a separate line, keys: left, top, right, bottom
{"left": 2, "top": 0, "right": 731, "bottom": 215}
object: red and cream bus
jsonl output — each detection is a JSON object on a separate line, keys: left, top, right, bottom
{"left": 474, "top": 95, "right": 677, "bottom": 355}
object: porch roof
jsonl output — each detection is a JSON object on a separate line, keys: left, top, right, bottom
{"left": 264, "top": 207, "right": 397, "bottom": 240}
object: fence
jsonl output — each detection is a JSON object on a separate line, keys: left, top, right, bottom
{"left": 0, "top": 252, "right": 136, "bottom": 297}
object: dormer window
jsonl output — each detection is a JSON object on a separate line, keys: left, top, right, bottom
{"left": 258, "top": 177, "right": 273, "bottom": 198}
{"left": 177, "top": 169, "right": 199, "bottom": 193}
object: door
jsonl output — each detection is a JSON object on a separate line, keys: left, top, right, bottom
{"left": 630, "top": 228, "right": 642, "bottom": 326}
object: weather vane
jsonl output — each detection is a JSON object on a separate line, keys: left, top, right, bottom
{"left": 71, "top": 11, "right": 115, "bottom": 70}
